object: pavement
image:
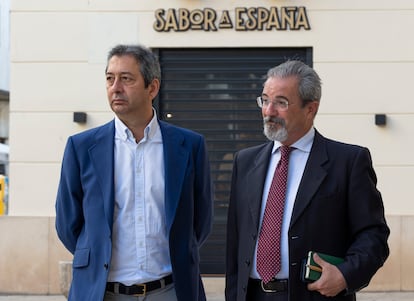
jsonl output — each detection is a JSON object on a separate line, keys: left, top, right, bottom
{"left": 0, "top": 292, "right": 414, "bottom": 301}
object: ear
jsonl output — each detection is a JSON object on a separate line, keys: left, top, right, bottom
{"left": 307, "top": 101, "right": 319, "bottom": 118}
{"left": 148, "top": 78, "right": 160, "bottom": 101}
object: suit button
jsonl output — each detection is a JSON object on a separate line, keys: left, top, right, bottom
{"left": 104, "top": 263, "right": 109, "bottom": 269}
{"left": 252, "top": 234, "right": 257, "bottom": 240}
{"left": 245, "top": 259, "right": 250, "bottom": 266}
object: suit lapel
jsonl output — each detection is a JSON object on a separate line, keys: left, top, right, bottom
{"left": 290, "top": 131, "right": 328, "bottom": 228}
{"left": 246, "top": 142, "right": 273, "bottom": 231}
{"left": 159, "top": 121, "right": 188, "bottom": 232}
{"left": 89, "top": 120, "right": 115, "bottom": 228}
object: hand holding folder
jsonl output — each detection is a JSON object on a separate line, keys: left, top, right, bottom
{"left": 301, "top": 251, "right": 344, "bottom": 282}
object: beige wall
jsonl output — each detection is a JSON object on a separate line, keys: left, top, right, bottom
{"left": 5, "top": 0, "right": 414, "bottom": 293}
{"left": 0, "top": 215, "right": 412, "bottom": 294}
{"left": 9, "top": 0, "right": 414, "bottom": 215}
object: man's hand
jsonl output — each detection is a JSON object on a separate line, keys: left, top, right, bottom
{"left": 307, "top": 253, "right": 347, "bottom": 297}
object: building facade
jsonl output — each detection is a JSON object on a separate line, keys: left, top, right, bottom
{"left": 1, "top": 0, "right": 413, "bottom": 294}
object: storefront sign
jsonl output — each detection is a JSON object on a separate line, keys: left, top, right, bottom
{"left": 154, "top": 7, "right": 310, "bottom": 32}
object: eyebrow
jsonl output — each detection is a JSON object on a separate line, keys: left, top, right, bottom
{"left": 262, "top": 93, "right": 289, "bottom": 101}
{"left": 106, "top": 71, "right": 135, "bottom": 76}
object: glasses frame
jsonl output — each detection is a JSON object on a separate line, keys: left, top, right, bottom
{"left": 256, "top": 96, "right": 290, "bottom": 111}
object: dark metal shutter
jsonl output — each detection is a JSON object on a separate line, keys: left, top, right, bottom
{"left": 155, "top": 48, "right": 312, "bottom": 274}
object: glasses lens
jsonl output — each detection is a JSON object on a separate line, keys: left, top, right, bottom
{"left": 279, "top": 100, "right": 288, "bottom": 110}
{"left": 256, "top": 97, "right": 263, "bottom": 108}
{"left": 257, "top": 97, "right": 290, "bottom": 111}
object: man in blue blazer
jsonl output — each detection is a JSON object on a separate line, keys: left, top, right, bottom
{"left": 225, "top": 60, "right": 389, "bottom": 301}
{"left": 56, "top": 44, "right": 213, "bottom": 301}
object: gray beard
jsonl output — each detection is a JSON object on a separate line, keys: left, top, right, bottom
{"left": 263, "top": 117, "right": 288, "bottom": 142}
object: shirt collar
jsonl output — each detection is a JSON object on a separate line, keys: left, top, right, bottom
{"left": 114, "top": 108, "right": 162, "bottom": 143}
{"left": 272, "top": 127, "right": 315, "bottom": 154}
{"left": 146, "top": 109, "right": 162, "bottom": 142}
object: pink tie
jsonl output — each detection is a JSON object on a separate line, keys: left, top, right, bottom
{"left": 257, "top": 145, "right": 293, "bottom": 283}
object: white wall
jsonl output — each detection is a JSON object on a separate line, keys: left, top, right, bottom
{"left": 8, "top": 0, "right": 414, "bottom": 215}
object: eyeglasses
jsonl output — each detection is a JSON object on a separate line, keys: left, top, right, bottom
{"left": 256, "top": 96, "right": 291, "bottom": 111}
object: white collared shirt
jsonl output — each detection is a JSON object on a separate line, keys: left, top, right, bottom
{"left": 108, "top": 111, "right": 172, "bottom": 285}
{"left": 251, "top": 127, "right": 315, "bottom": 279}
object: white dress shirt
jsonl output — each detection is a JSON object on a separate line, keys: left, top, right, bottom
{"left": 108, "top": 111, "right": 172, "bottom": 285}
{"left": 251, "top": 127, "right": 315, "bottom": 280}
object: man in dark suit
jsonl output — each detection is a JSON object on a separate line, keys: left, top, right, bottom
{"left": 55, "top": 44, "right": 213, "bottom": 301}
{"left": 225, "top": 60, "right": 389, "bottom": 301}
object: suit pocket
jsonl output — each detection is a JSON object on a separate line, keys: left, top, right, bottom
{"left": 72, "top": 248, "right": 90, "bottom": 268}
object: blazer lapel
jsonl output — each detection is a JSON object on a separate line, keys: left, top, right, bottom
{"left": 290, "top": 131, "right": 328, "bottom": 228}
{"left": 246, "top": 142, "right": 273, "bottom": 231}
{"left": 89, "top": 120, "right": 115, "bottom": 228}
{"left": 159, "top": 121, "right": 188, "bottom": 232}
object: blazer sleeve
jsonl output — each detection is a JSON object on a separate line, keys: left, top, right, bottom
{"left": 337, "top": 146, "right": 390, "bottom": 293}
{"left": 55, "top": 137, "right": 84, "bottom": 254}
{"left": 225, "top": 151, "right": 240, "bottom": 301}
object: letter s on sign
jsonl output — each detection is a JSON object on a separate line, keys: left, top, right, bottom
{"left": 154, "top": 9, "right": 166, "bottom": 31}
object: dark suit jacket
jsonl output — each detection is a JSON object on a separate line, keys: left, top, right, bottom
{"left": 56, "top": 119, "right": 213, "bottom": 301}
{"left": 225, "top": 130, "right": 389, "bottom": 301}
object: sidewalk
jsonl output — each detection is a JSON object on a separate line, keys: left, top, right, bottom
{"left": 0, "top": 292, "right": 414, "bottom": 301}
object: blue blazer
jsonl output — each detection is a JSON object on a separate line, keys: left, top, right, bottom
{"left": 56, "top": 119, "right": 213, "bottom": 301}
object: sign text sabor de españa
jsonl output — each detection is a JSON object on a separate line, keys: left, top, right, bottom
{"left": 154, "top": 7, "right": 310, "bottom": 32}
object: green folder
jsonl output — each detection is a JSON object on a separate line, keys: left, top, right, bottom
{"left": 301, "top": 251, "right": 344, "bottom": 282}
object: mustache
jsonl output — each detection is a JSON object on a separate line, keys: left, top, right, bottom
{"left": 263, "top": 116, "right": 285, "bottom": 127}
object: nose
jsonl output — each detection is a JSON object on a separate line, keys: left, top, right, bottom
{"left": 263, "top": 102, "right": 279, "bottom": 116}
{"left": 109, "top": 77, "right": 123, "bottom": 93}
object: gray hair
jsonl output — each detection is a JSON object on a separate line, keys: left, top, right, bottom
{"left": 266, "top": 60, "right": 322, "bottom": 107}
{"left": 106, "top": 44, "right": 161, "bottom": 88}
